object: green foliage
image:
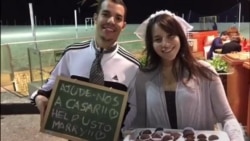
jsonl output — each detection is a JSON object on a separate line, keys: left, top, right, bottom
{"left": 208, "top": 56, "right": 228, "bottom": 72}
{"left": 138, "top": 54, "right": 147, "bottom": 67}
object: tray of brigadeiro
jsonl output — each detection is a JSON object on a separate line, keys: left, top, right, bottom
{"left": 123, "top": 127, "right": 230, "bottom": 141}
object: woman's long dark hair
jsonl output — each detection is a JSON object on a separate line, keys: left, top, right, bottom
{"left": 141, "top": 14, "right": 216, "bottom": 81}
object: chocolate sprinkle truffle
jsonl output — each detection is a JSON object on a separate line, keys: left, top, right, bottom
{"left": 140, "top": 129, "right": 152, "bottom": 135}
{"left": 140, "top": 134, "right": 151, "bottom": 139}
{"left": 208, "top": 134, "right": 219, "bottom": 140}
{"left": 161, "top": 135, "right": 173, "bottom": 141}
{"left": 198, "top": 139, "right": 208, "bottom": 141}
{"left": 197, "top": 133, "right": 207, "bottom": 139}
{"left": 170, "top": 132, "right": 181, "bottom": 140}
{"left": 185, "top": 139, "right": 195, "bottom": 141}
{"left": 183, "top": 130, "right": 195, "bottom": 138}
{"left": 151, "top": 132, "right": 162, "bottom": 138}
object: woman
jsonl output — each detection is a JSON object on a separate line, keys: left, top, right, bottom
{"left": 221, "top": 35, "right": 241, "bottom": 54}
{"left": 130, "top": 10, "right": 244, "bottom": 141}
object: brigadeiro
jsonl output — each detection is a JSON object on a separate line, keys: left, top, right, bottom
{"left": 140, "top": 129, "right": 152, "bottom": 135}
{"left": 140, "top": 134, "right": 151, "bottom": 140}
{"left": 208, "top": 134, "right": 219, "bottom": 140}
{"left": 163, "top": 131, "right": 172, "bottom": 135}
{"left": 197, "top": 133, "right": 207, "bottom": 139}
{"left": 145, "top": 139, "right": 154, "bottom": 141}
{"left": 183, "top": 127, "right": 195, "bottom": 138}
{"left": 161, "top": 135, "right": 173, "bottom": 141}
{"left": 151, "top": 132, "right": 162, "bottom": 138}
{"left": 170, "top": 132, "right": 181, "bottom": 140}
{"left": 185, "top": 138, "right": 195, "bottom": 141}
{"left": 197, "top": 139, "right": 207, "bottom": 141}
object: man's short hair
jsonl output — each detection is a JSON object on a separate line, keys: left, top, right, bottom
{"left": 220, "top": 31, "right": 228, "bottom": 36}
{"left": 96, "top": 0, "right": 127, "bottom": 20}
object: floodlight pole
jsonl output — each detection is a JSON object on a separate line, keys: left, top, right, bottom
{"left": 29, "top": 3, "right": 38, "bottom": 50}
{"left": 49, "top": 17, "right": 52, "bottom": 26}
{"left": 188, "top": 10, "right": 191, "bottom": 22}
{"left": 74, "top": 10, "right": 78, "bottom": 38}
{"left": 34, "top": 15, "right": 37, "bottom": 26}
{"left": 238, "top": 2, "right": 241, "bottom": 30}
{"left": 91, "top": 18, "right": 93, "bottom": 28}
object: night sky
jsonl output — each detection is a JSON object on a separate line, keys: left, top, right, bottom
{"left": 1, "top": 0, "right": 249, "bottom": 25}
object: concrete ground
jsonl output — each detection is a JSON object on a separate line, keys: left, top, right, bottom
{"left": 1, "top": 88, "right": 250, "bottom": 141}
{"left": 1, "top": 90, "right": 67, "bottom": 141}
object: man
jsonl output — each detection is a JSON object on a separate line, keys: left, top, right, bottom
{"left": 30, "top": 0, "right": 139, "bottom": 139}
{"left": 207, "top": 31, "right": 229, "bottom": 60}
{"left": 221, "top": 36, "right": 241, "bottom": 54}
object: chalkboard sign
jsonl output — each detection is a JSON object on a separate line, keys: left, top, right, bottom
{"left": 41, "top": 76, "right": 128, "bottom": 141}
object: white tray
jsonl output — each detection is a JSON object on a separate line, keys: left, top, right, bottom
{"left": 123, "top": 128, "right": 230, "bottom": 141}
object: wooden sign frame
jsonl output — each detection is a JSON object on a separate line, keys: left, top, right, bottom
{"left": 40, "top": 76, "right": 128, "bottom": 141}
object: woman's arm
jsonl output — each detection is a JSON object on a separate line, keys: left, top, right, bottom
{"left": 210, "top": 75, "right": 244, "bottom": 141}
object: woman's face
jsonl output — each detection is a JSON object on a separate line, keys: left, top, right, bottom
{"left": 152, "top": 24, "right": 181, "bottom": 64}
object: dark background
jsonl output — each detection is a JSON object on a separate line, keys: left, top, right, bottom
{"left": 1, "top": 0, "right": 249, "bottom": 25}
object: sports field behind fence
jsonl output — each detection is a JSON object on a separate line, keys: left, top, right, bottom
{"left": 1, "top": 24, "right": 144, "bottom": 95}
{"left": 1, "top": 24, "right": 144, "bottom": 72}
{"left": 1, "top": 23, "right": 249, "bottom": 95}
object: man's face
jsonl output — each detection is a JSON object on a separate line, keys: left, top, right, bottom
{"left": 94, "top": 0, "right": 126, "bottom": 43}
{"left": 221, "top": 35, "right": 229, "bottom": 41}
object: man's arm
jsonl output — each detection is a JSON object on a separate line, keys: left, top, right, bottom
{"left": 213, "top": 38, "right": 224, "bottom": 49}
{"left": 29, "top": 51, "right": 70, "bottom": 124}
{"left": 30, "top": 50, "right": 70, "bottom": 104}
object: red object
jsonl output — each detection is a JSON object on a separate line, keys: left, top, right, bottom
{"left": 248, "top": 88, "right": 250, "bottom": 135}
{"left": 222, "top": 55, "right": 250, "bottom": 125}
{"left": 188, "top": 30, "right": 219, "bottom": 53}
{"left": 242, "top": 39, "right": 247, "bottom": 47}
{"left": 242, "top": 39, "right": 250, "bottom": 51}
